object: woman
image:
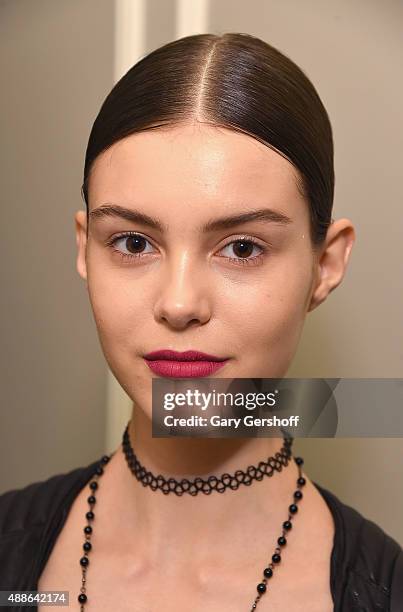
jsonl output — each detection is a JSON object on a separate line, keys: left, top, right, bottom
{"left": 0, "top": 33, "right": 402, "bottom": 612}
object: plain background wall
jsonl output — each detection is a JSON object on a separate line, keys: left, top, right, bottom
{"left": 0, "top": 0, "right": 402, "bottom": 546}
{"left": 0, "top": 0, "right": 114, "bottom": 490}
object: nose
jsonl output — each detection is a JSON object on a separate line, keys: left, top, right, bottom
{"left": 153, "top": 252, "right": 211, "bottom": 330}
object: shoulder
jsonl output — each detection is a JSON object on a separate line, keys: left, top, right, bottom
{"left": 314, "top": 482, "right": 403, "bottom": 610}
{"left": 0, "top": 461, "right": 100, "bottom": 589}
{"left": 0, "top": 461, "right": 99, "bottom": 538}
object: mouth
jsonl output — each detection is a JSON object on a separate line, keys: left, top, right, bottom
{"left": 143, "top": 349, "right": 230, "bottom": 378}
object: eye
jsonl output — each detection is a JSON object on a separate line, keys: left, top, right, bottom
{"left": 217, "top": 237, "right": 267, "bottom": 266}
{"left": 106, "top": 232, "right": 155, "bottom": 262}
{"left": 105, "top": 232, "right": 268, "bottom": 267}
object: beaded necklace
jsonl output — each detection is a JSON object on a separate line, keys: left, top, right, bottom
{"left": 77, "top": 423, "right": 305, "bottom": 610}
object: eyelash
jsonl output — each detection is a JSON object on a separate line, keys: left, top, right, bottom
{"left": 105, "top": 232, "right": 269, "bottom": 267}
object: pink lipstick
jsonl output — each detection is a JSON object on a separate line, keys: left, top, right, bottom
{"left": 143, "top": 349, "right": 229, "bottom": 378}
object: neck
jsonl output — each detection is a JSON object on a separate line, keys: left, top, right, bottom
{"left": 101, "top": 405, "right": 302, "bottom": 578}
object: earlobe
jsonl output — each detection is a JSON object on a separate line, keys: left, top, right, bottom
{"left": 75, "top": 210, "right": 88, "bottom": 281}
{"left": 307, "top": 219, "right": 356, "bottom": 313}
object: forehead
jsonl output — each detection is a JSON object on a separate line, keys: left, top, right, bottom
{"left": 88, "top": 123, "right": 305, "bottom": 216}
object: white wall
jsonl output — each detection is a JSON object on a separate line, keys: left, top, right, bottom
{"left": 0, "top": 0, "right": 115, "bottom": 490}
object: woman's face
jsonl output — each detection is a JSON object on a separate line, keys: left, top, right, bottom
{"left": 76, "top": 123, "right": 321, "bottom": 410}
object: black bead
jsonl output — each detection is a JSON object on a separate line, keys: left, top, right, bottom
{"left": 84, "top": 525, "right": 92, "bottom": 535}
{"left": 295, "top": 457, "right": 304, "bottom": 466}
{"left": 101, "top": 455, "right": 110, "bottom": 464}
{"left": 78, "top": 593, "right": 87, "bottom": 604}
{"left": 289, "top": 504, "right": 298, "bottom": 514}
{"left": 80, "top": 556, "right": 89, "bottom": 567}
{"left": 87, "top": 495, "right": 96, "bottom": 505}
{"left": 86, "top": 511, "right": 94, "bottom": 521}
{"left": 297, "top": 476, "right": 306, "bottom": 486}
{"left": 83, "top": 541, "right": 92, "bottom": 552}
{"left": 272, "top": 553, "right": 281, "bottom": 563}
{"left": 257, "top": 583, "right": 267, "bottom": 594}
{"left": 294, "top": 490, "right": 303, "bottom": 500}
{"left": 95, "top": 466, "right": 104, "bottom": 476}
{"left": 89, "top": 481, "right": 98, "bottom": 491}
{"left": 283, "top": 520, "right": 292, "bottom": 530}
{"left": 263, "top": 567, "right": 273, "bottom": 578}
{"left": 277, "top": 536, "right": 287, "bottom": 546}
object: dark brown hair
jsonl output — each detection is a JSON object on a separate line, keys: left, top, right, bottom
{"left": 82, "top": 32, "right": 334, "bottom": 246}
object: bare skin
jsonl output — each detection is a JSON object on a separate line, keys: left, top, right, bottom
{"left": 38, "top": 446, "right": 335, "bottom": 611}
{"left": 39, "top": 121, "right": 354, "bottom": 610}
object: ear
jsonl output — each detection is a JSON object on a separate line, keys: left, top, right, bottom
{"left": 308, "top": 218, "right": 356, "bottom": 312}
{"left": 75, "top": 210, "right": 88, "bottom": 281}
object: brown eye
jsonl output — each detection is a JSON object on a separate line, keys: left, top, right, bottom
{"left": 110, "top": 233, "right": 154, "bottom": 257}
{"left": 232, "top": 240, "right": 255, "bottom": 258}
{"left": 219, "top": 239, "right": 264, "bottom": 262}
{"left": 125, "top": 235, "right": 148, "bottom": 254}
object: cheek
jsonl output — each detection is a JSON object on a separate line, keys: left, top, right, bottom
{"left": 221, "top": 255, "right": 313, "bottom": 355}
{"left": 86, "top": 264, "right": 146, "bottom": 355}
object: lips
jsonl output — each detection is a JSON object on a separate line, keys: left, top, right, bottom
{"left": 144, "top": 349, "right": 227, "bottom": 362}
{"left": 143, "top": 349, "right": 229, "bottom": 378}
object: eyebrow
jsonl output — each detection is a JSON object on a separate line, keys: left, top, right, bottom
{"left": 89, "top": 203, "right": 293, "bottom": 232}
